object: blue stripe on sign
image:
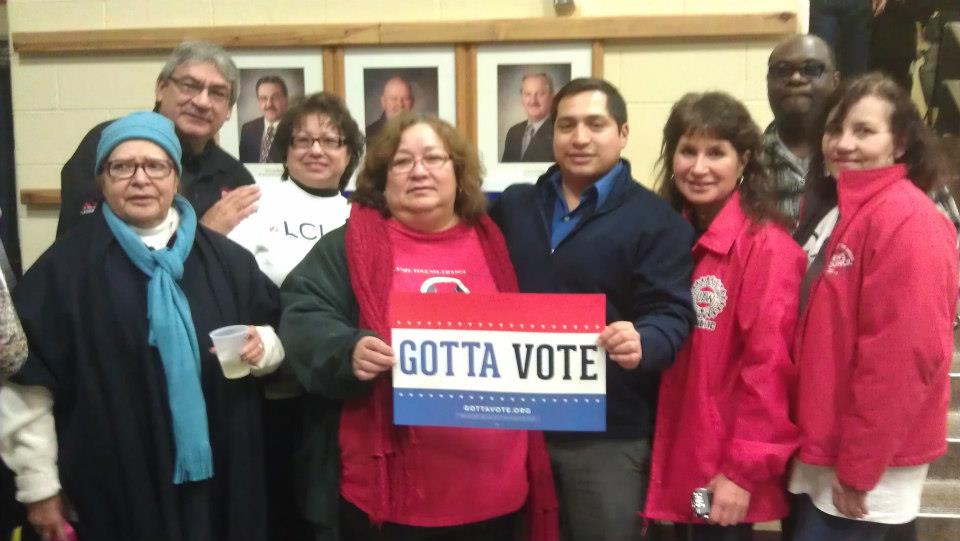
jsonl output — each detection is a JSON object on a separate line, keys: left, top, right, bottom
{"left": 393, "top": 388, "right": 606, "bottom": 431}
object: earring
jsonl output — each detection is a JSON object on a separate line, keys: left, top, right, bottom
{"left": 737, "top": 175, "right": 744, "bottom": 186}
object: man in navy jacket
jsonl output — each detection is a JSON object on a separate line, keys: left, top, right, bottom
{"left": 490, "top": 78, "right": 695, "bottom": 541}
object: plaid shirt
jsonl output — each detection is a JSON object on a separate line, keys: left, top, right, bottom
{"left": 761, "top": 122, "right": 809, "bottom": 229}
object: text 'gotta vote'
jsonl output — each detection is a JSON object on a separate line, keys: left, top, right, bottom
{"left": 397, "top": 340, "right": 601, "bottom": 380}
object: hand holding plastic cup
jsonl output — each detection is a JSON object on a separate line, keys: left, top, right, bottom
{"left": 209, "top": 325, "right": 251, "bottom": 379}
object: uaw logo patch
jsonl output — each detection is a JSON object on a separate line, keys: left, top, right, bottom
{"left": 826, "top": 243, "right": 855, "bottom": 275}
{"left": 692, "top": 275, "right": 727, "bottom": 331}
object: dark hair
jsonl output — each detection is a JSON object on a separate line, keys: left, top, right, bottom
{"left": 350, "top": 113, "right": 486, "bottom": 224}
{"left": 550, "top": 78, "right": 627, "bottom": 127}
{"left": 655, "top": 91, "right": 787, "bottom": 228}
{"left": 795, "top": 72, "right": 944, "bottom": 241}
{"left": 268, "top": 92, "right": 364, "bottom": 191}
{"left": 255, "top": 75, "right": 288, "bottom": 97}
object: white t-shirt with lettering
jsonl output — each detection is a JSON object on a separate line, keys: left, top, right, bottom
{"left": 229, "top": 179, "right": 350, "bottom": 287}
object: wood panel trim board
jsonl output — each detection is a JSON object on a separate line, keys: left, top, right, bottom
{"left": 16, "top": 12, "right": 796, "bottom": 207}
{"left": 12, "top": 13, "right": 796, "bottom": 53}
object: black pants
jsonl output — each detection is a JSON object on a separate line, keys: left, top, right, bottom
{"left": 338, "top": 498, "right": 518, "bottom": 541}
{"left": 673, "top": 523, "right": 753, "bottom": 541}
{"left": 263, "top": 396, "right": 312, "bottom": 541}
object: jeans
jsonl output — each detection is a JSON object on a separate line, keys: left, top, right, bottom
{"left": 789, "top": 493, "right": 918, "bottom": 541}
{"left": 810, "top": 0, "right": 872, "bottom": 77}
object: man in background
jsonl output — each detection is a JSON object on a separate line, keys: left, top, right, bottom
{"left": 502, "top": 73, "right": 556, "bottom": 162}
{"left": 763, "top": 34, "right": 839, "bottom": 227}
{"left": 365, "top": 76, "right": 414, "bottom": 142}
{"left": 239, "top": 75, "right": 290, "bottom": 163}
{"left": 58, "top": 40, "right": 259, "bottom": 237}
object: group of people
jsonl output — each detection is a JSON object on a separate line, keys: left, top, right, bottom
{"left": 0, "top": 31, "right": 956, "bottom": 541}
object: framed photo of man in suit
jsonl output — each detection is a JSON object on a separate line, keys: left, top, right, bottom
{"left": 343, "top": 46, "right": 456, "bottom": 189}
{"left": 217, "top": 50, "right": 323, "bottom": 180}
{"left": 476, "top": 43, "right": 592, "bottom": 192}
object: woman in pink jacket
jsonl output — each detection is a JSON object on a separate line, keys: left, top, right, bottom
{"left": 646, "top": 92, "right": 803, "bottom": 541}
{"left": 789, "top": 73, "right": 958, "bottom": 541}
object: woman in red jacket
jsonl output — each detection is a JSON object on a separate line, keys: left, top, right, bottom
{"left": 789, "top": 73, "right": 958, "bottom": 541}
{"left": 646, "top": 92, "right": 803, "bottom": 541}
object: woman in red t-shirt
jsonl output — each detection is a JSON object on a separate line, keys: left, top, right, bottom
{"left": 280, "top": 113, "right": 557, "bottom": 541}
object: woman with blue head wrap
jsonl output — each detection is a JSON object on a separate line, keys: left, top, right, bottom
{"left": 0, "top": 111, "right": 284, "bottom": 541}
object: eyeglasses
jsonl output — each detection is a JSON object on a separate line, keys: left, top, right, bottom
{"left": 389, "top": 153, "right": 451, "bottom": 174}
{"left": 104, "top": 159, "right": 175, "bottom": 181}
{"left": 291, "top": 135, "right": 346, "bottom": 151}
{"left": 167, "top": 76, "right": 231, "bottom": 104}
{"left": 767, "top": 61, "right": 830, "bottom": 81}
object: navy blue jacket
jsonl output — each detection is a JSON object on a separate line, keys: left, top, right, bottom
{"left": 490, "top": 160, "right": 695, "bottom": 439}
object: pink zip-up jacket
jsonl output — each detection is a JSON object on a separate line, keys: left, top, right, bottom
{"left": 794, "top": 164, "right": 958, "bottom": 491}
{"left": 645, "top": 192, "right": 803, "bottom": 523}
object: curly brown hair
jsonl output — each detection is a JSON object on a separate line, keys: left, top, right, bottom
{"left": 655, "top": 91, "right": 787, "bottom": 229}
{"left": 350, "top": 113, "right": 487, "bottom": 224}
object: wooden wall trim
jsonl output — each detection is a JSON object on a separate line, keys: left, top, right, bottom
{"left": 591, "top": 40, "right": 604, "bottom": 79}
{"left": 12, "top": 12, "right": 796, "bottom": 54}
{"left": 322, "top": 46, "right": 346, "bottom": 98}
{"left": 21, "top": 189, "right": 61, "bottom": 206}
{"left": 454, "top": 44, "right": 477, "bottom": 145}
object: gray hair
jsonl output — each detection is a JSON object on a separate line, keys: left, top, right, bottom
{"left": 521, "top": 72, "right": 555, "bottom": 94}
{"left": 157, "top": 40, "right": 240, "bottom": 106}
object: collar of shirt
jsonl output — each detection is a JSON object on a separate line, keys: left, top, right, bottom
{"left": 527, "top": 116, "right": 549, "bottom": 134}
{"left": 131, "top": 206, "right": 181, "bottom": 250}
{"left": 546, "top": 160, "right": 623, "bottom": 249}
{"left": 180, "top": 139, "right": 231, "bottom": 179}
{"left": 762, "top": 122, "right": 810, "bottom": 179}
{"left": 264, "top": 118, "right": 278, "bottom": 132}
{"left": 692, "top": 190, "right": 748, "bottom": 256}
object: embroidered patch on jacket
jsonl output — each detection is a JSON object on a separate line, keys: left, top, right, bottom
{"left": 692, "top": 275, "right": 727, "bottom": 331}
{"left": 825, "top": 243, "right": 855, "bottom": 275}
{"left": 80, "top": 201, "right": 97, "bottom": 215}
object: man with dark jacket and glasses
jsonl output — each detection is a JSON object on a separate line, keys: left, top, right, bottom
{"left": 57, "top": 40, "right": 259, "bottom": 238}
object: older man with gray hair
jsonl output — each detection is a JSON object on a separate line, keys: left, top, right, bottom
{"left": 57, "top": 40, "right": 259, "bottom": 237}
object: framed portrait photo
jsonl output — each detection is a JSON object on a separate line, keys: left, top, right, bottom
{"left": 476, "top": 43, "right": 592, "bottom": 192}
{"left": 219, "top": 50, "right": 324, "bottom": 180}
{"left": 344, "top": 47, "right": 457, "bottom": 177}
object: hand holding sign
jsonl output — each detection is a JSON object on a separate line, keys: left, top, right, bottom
{"left": 597, "top": 321, "right": 643, "bottom": 370}
{"left": 352, "top": 335, "right": 395, "bottom": 380}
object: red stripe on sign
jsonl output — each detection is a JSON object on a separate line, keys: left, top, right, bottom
{"left": 389, "top": 292, "right": 606, "bottom": 332}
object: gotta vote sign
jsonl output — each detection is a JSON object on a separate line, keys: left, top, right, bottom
{"left": 390, "top": 292, "right": 606, "bottom": 431}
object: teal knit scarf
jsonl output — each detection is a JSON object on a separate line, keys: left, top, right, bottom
{"left": 103, "top": 195, "right": 213, "bottom": 484}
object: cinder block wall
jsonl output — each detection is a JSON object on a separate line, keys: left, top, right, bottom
{"left": 7, "top": 0, "right": 804, "bottom": 268}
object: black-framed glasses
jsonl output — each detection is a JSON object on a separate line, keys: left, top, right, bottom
{"left": 104, "top": 159, "right": 175, "bottom": 181}
{"left": 390, "top": 154, "right": 451, "bottom": 174}
{"left": 767, "top": 61, "right": 830, "bottom": 81}
{"left": 291, "top": 135, "right": 346, "bottom": 151}
{"left": 167, "top": 76, "right": 231, "bottom": 104}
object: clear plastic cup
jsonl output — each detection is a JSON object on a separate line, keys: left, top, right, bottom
{"left": 209, "top": 325, "right": 250, "bottom": 379}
